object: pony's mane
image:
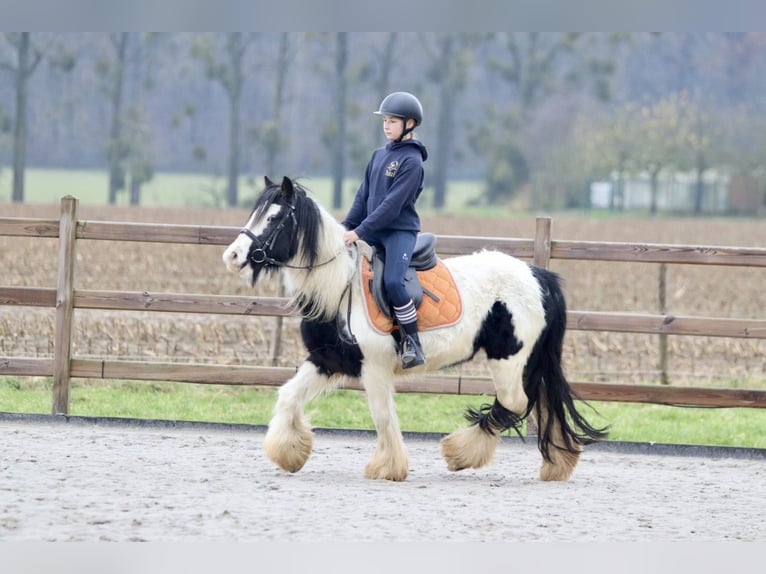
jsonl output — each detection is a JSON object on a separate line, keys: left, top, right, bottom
{"left": 253, "top": 178, "right": 351, "bottom": 321}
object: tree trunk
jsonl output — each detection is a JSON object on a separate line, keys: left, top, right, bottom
{"left": 618, "top": 157, "right": 627, "bottom": 210}
{"left": 266, "top": 33, "right": 289, "bottom": 178}
{"left": 371, "top": 33, "right": 397, "bottom": 146}
{"left": 693, "top": 161, "right": 705, "bottom": 214}
{"left": 331, "top": 32, "right": 348, "bottom": 210}
{"left": 649, "top": 167, "right": 660, "bottom": 215}
{"left": 432, "top": 36, "right": 455, "bottom": 210}
{"left": 11, "top": 33, "right": 30, "bottom": 203}
{"left": 129, "top": 176, "right": 141, "bottom": 205}
{"left": 108, "top": 33, "right": 128, "bottom": 205}
{"left": 226, "top": 33, "right": 244, "bottom": 208}
{"left": 227, "top": 87, "right": 241, "bottom": 207}
{"left": 611, "top": 168, "right": 625, "bottom": 211}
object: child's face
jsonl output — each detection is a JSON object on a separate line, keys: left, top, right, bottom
{"left": 382, "top": 115, "right": 406, "bottom": 141}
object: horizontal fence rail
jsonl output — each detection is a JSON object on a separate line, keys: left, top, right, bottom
{"left": 8, "top": 216, "right": 766, "bottom": 265}
{"left": 3, "top": 286, "right": 766, "bottom": 338}
{"left": 2, "top": 356, "right": 763, "bottom": 409}
{"left": 2, "top": 195, "right": 766, "bottom": 413}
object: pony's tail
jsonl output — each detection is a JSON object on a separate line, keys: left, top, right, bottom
{"left": 523, "top": 266, "right": 609, "bottom": 462}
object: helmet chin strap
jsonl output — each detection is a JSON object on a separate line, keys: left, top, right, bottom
{"left": 395, "top": 119, "right": 415, "bottom": 143}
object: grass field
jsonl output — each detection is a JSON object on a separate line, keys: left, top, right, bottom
{"left": 2, "top": 167, "right": 766, "bottom": 448}
{"left": 1, "top": 168, "right": 271, "bottom": 208}
{"left": 0, "top": 167, "right": 490, "bottom": 215}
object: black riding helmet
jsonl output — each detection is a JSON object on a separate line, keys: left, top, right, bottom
{"left": 374, "top": 92, "right": 423, "bottom": 142}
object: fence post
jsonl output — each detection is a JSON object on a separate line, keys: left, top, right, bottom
{"left": 52, "top": 196, "right": 78, "bottom": 414}
{"left": 533, "top": 217, "right": 552, "bottom": 269}
{"left": 269, "top": 283, "right": 285, "bottom": 366}
{"left": 658, "top": 263, "right": 669, "bottom": 385}
{"left": 527, "top": 216, "right": 552, "bottom": 437}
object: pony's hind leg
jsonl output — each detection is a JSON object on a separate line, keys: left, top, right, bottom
{"left": 440, "top": 406, "right": 501, "bottom": 471}
{"left": 263, "top": 362, "right": 338, "bottom": 473}
{"left": 441, "top": 356, "right": 529, "bottom": 471}
{"left": 535, "top": 395, "right": 583, "bottom": 481}
{"left": 361, "top": 363, "right": 409, "bottom": 481}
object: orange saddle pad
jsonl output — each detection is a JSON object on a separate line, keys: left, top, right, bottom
{"left": 360, "top": 254, "right": 463, "bottom": 335}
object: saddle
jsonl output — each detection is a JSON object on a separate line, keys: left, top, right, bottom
{"left": 370, "top": 233, "right": 439, "bottom": 316}
{"left": 359, "top": 233, "right": 463, "bottom": 334}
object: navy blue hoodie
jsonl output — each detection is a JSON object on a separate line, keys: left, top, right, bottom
{"left": 343, "top": 138, "right": 428, "bottom": 239}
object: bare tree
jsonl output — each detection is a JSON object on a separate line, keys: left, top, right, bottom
{"left": 245, "top": 32, "right": 294, "bottom": 182}
{"left": 331, "top": 33, "right": 348, "bottom": 210}
{"left": 191, "top": 33, "right": 259, "bottom": 207}
{"left": 95, "top": 33, "right": 160, "bottom": 206}
{"left": 370, "top": 33, "right": 398, "bottom": 145}
{"left": 101, "top": 33, "right": 129, "bottom": 205}
{"left": 422, "top": 33, "right": 482, "bottom": 210}
{"left": 0, "top": 33, "right": 46, "bottom": 202}
{"left": 265, "top": 33, "right": 291, "bottom": 178}
{"left": 478, "top": 33, "right": 621, "bottom": 204}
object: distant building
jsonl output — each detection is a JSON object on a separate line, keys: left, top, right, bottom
{"left": 590, "top": 170, "right": 764, "bottom": 214}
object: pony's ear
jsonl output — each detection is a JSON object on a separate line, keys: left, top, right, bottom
{"left": 264, "top": 176, "right": 275, "bottom": 188}
{"left": 280, "top": 176, "right": 295, "bottom": 201}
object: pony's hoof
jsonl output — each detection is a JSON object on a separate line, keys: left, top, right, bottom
{"left": 364, "top": 461, "right": 408, "bottom": 482}
{"left": 263, "top": 427, "right": 314, "bottom": 473}
{"left": 539, "top": 448, "right": 580, "bottom": 481}
{"left": 441, "top": 427, "right": 498, "bottom": 471}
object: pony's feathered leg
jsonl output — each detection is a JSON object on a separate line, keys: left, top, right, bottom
{"left": 441, "top": 356, "right": 529, "bottom": 471}
{"left": 263, "top": 362, "right": 339, "bottom": 473}
{"left": 523, "top": 266, "right": 609, "bottom": 481}
{"left": 361, "top": 362, "right": 409, "bottom": 481}
{"left": 535, "top": 394, "right": 583, "bottom": 481}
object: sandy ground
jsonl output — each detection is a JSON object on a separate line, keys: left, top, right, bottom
{"left": 1, "top": 416, "right": 765, "bottom": 542}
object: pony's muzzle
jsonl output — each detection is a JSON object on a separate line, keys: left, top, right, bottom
{"left": 222, "top": 243, "right": 247, "bottom": 273}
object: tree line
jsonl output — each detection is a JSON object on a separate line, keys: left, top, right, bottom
{"left": 1, "top": 32, "right": 766, "bottom": 212}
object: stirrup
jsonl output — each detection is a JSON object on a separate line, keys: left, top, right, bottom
{"left": 401, "top": 334, "right": 426, "bottom": 369}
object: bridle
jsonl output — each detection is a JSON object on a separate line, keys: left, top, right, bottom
{"left": 238, "top": 202, "right": 341, "bottom": 271}
{"left": 239, "top": 202, "right": 298, "bottom": 268}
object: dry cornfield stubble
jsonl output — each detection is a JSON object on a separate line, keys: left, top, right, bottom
{"left": 1, "top": 202, "right": 765, "bottom": 388}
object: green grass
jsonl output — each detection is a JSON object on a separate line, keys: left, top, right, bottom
{"left": 0, "top": 167, "right": 500, "bottom": 216}
{"left": 2, "top": 376, "right": 765, "bottom": 448}
{"left": 1, "top": 168, "right": 245, "bottom": 208}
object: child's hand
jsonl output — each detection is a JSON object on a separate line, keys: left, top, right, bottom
{"left": 343, "top": 230, "right": 359, "bottom": 246}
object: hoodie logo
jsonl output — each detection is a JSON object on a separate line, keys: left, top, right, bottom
{"left": 385, "top": 161, "right": 398, "bottom": 178}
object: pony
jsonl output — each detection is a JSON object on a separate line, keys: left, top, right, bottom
{"left": 222, "top": 176, "right": 607, "bottom": 482}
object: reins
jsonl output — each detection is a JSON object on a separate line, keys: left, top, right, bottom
{"left": 336, "top": 244, "right": 359, "bottom": 346}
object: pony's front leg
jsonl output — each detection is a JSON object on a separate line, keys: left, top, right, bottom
{"left": 263, "top": 362, "right": 336, "bottom": 473}
{"left": 361, "top": 363, "right": 408, "bottom": 481}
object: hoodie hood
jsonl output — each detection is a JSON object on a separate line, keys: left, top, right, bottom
{"left": 388, "top": 138, "right": 428, "bottom": 162}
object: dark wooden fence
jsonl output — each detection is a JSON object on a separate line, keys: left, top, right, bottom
{"left": 2, "top": 196, "right": 765, "bottom": 414}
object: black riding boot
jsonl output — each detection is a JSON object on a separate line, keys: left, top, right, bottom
{"left": 401, "top": 332, "right": 426, "bottom": 369}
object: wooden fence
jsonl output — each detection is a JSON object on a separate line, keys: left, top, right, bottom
{"left": 2, "top": 195, "right": 766, "bottom": 415}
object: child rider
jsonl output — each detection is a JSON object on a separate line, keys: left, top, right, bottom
{"left": 342, "top": 91, "right": 429, "bottom": 369}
